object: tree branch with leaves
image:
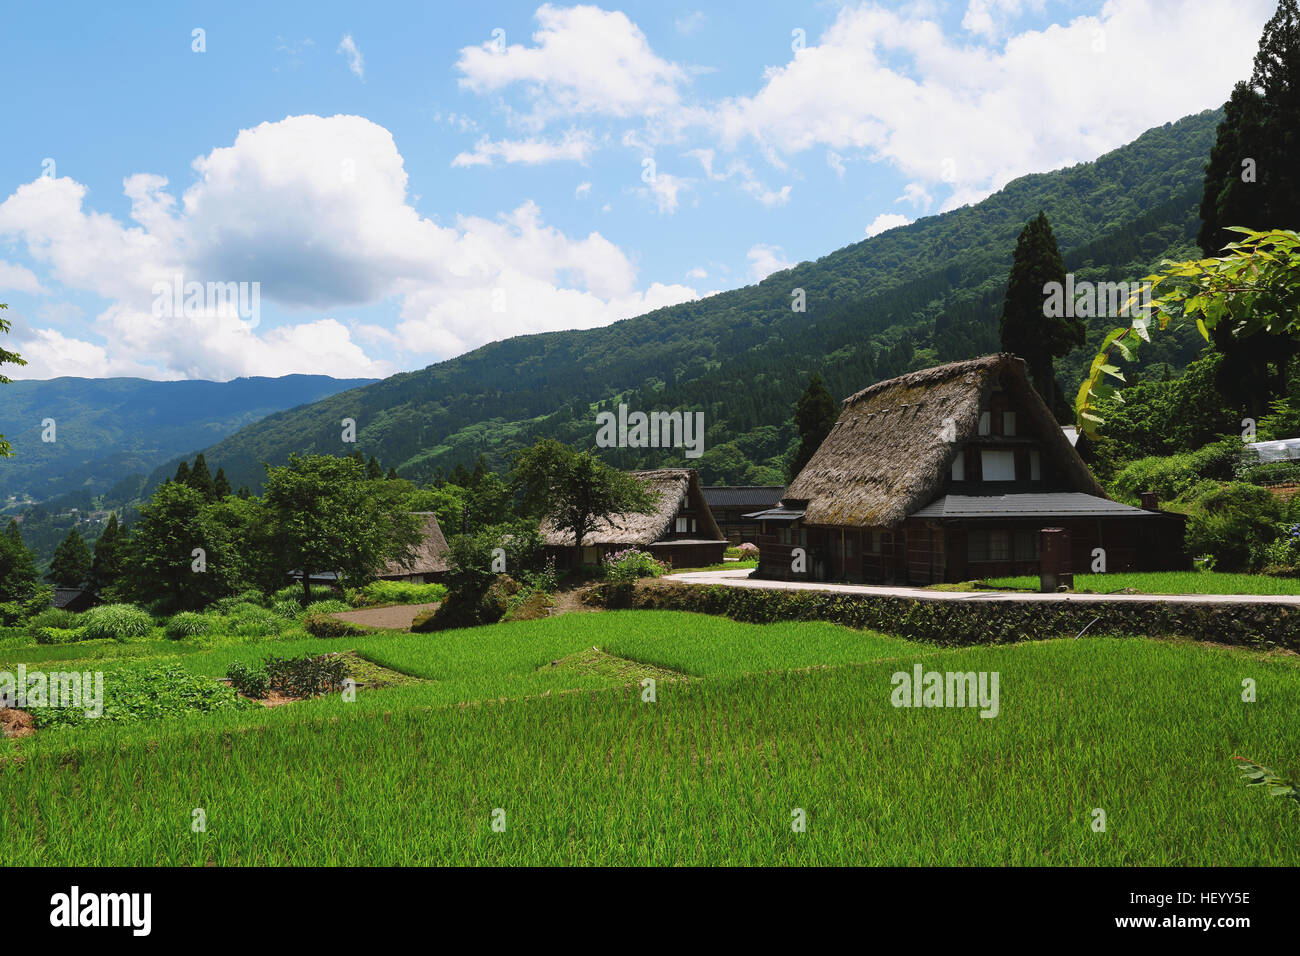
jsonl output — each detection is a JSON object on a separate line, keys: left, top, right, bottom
{"left": 0, "top": 304, "right": 27, "bottom": 458}
{"left": 1075, "top": 228, "right": 1300, "bottom": 436}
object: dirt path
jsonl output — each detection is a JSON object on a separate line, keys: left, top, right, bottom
{"left": 329, "top": 602, "right": 440, "bottom": 630}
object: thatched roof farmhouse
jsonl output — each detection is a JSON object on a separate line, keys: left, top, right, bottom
{"left": 541, "top": 468, "right": 727, "bottom": 568}
{"left": 749, "top": 354, "right": 1186, "bottom": 584}
{"left": 378, "top": 512, "right": 450, "bottom": 583}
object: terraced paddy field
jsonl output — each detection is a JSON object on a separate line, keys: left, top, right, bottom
{"left": 1, "top": 610, "right": 1297, "bottom": 865}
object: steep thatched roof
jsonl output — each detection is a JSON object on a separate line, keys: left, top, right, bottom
{"left": 380, "top": 512, "right": 450, "bottom": 577}
{"left": 784, "top": 353, "right": 1106, "bottom": 528}
{"left": 541, "top": 468, "right": 725, "bottom": 547}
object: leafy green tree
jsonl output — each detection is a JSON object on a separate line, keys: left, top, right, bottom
{"left": 788, "top": 374, "right": 838, "bottom": 480}
{"left": 1198, "top": 0, "right": 1300, "bottom": 413}
{"left": 1077, "top": 229, "right": 1300, "bottom": 433}
{"left": 999, "top": 212, "right": 1082, "bottom": 415}
{"left": 89, "top": 513, "right": 128, "bottom": 594}
{"left": 122, "top": 482, "right": 239, "bottom": 610}
{"left": 466, "top": 471, "right": 513, "bottom": 528}
{"left": 213, "top": 467, "right": 233, "bottom": 499}
{"left": 48, "top": 527, "right": 93, "bottom": 588}
{"left": 263, "top": 454, "right": 424, "bottom": 601}
{"left": 0, "top": 303, "right": 25, "bottom": 458}
{"left": 511, "top": 439, "right": 658, "bottom": 562}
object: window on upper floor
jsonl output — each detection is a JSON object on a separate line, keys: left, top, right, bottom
{"left": 978, "top": 411, "right": 991, "bottom": 436}
{"left": 951, "top": 449, "right": 966, "bottom": 481}
{"left": 1003, "top": 411, "right": 1016, "bottom": 436}
{"left": 981, "top": 449, "right": 1016, "bottom": 481}
{"left": 1030, "top": 450, "right": 1041, "bottom": 481}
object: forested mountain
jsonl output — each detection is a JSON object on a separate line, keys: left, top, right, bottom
{"left": 189, "top": 110, "right": 1222, "bottom": 489}
{"left": 0, "top": 375, "right": 376, "bottom": 506}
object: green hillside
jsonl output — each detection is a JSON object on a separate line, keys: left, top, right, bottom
{"left": 191, "top": 110, "right": 1222, "bottom": 490}
{"left": 0, "top": 375, "right": 376, "bottom": 506}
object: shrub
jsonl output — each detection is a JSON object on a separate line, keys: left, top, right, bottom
{"left": 1184, "top": 482, "right": 1283, "bottom": 571}
{"left": 270, "top": 599, "right": 303, "bottom": 620}
{"left": 27, "top": 608, "right": 79, "bottom": 630}
{"left": 163, "top": 611, "right": 211, "bottom": 640}
{"left": 351, "top": 580, "right": 448, "bottom": 607}
{"left": 271, "top": 585, "right": 305, "bottom": 605}
{"left": 414, "top": 576, "right": 518, "bottom": 632}
{"left": 262, "top": 653, "right": 349, "bottom": 697}
{"left": 604, "top": 548, "right": 667, "bottom": 583}
{"left": 226, "top": 660, "right": 270, "bottom": 699}
{"left": 80, "top": 603, "right": 153, "bottom": 642}
{"left": 304, "top": 599, "right": 351, "bottom": 615}
{"left": 231, "top": 611, "right": 284, "bottom": 638}
{"left": 302, "top": 614, "right": 369, "bottom": 638}
{"left": 519, "top": 558, "right": 558, "bottom": 595}
{"left": 31, "top": 626, "right": 82, "bottom": 645}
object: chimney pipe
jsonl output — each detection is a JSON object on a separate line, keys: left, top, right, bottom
{"left": 1140, "top": 491, "right": 1159, "bottom": 512}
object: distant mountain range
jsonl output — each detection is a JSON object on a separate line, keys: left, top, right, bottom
{"left": 0, "top": 375, "right": 376, "bottom": 508}
{"left": 184, "top": 110, "right": 1220, "bottom": 491}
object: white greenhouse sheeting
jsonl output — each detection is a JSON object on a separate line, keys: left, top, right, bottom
{"left": 1246, "top": 438, "right": 1300, "bottom": 462}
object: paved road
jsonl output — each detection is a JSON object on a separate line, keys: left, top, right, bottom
{"left": 666, "top": 568, "right": 1300, "bottom": 605}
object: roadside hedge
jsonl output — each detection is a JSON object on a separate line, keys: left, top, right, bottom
{"left": 592, "top": 580, "right": 1300, "bottom": 651}
{"left": 303, "top": 614, "right": 371, "bottom": 638}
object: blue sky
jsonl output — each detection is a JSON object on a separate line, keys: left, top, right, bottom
{"left": 0, "top": 0, "right": 1277, "bottom": 381}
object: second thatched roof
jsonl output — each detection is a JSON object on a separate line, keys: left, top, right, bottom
{"left": 540, "top": 468, "right": 724, "bottom": 547}
{"left": 379, "top": 512, "right": 450, "bottom": 577}
{"left": 783, "top": 353, "right": 1105, "bottom": 528}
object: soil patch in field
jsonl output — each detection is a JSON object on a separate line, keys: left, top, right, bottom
{"left": 0, "top": 708, "right": 36, "bottom": 738}
{"left": 549, "top": 587, "right": 603, "bottom": 616}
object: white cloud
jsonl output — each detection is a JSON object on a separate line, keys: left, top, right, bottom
{"left": 690, "top": 152, "right": 791, "bottom": 206}
{"left": 866, "top": 213, "right": 911, "bottom": 236}
{"left": 641, "top": 172, "right": 689, "bottom": 213}
{"left": 712, "top": 0, "right": 1273, "bottom": 206}
{"left": 575, "top": 181, "right": 592, "bottom": 198}
{"left": 826, "top": 150, "right": 846, "bottom": 178}
{"left": 452, "top": 129, "right": 595, "bottom": 167}
{"left": 962, "top": 0, "right": 1030, "bottom": 40}
{"left": 747, "top": 243, "right": 792, "bottom": 281}
{"left": 0, "top": 114, "right": 698, "bottom": 379}
{"left": 675, "top": 11, "right": 706, "bottom": 35}
{"left": 897, "top": 182, "right": 932, "bottom": 208}
{"left": 687, "top": 266, "right": 707, "bottom": 279}
{"left": 456, "top": 4, "right": 686, "bottom": 125}
{"left": 338, "top": 34, "right": 365, "bottom": 79}
{"left": 0, "top": 260, "right": 43, "bottom": 294}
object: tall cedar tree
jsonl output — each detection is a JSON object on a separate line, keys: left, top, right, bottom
{"left": 788, "top": 374, "right": 839, "bottom": 480}
{"left": 48, "top": 527, "right": 93, "bottom": 588}
{"left": 1198, "top": 0, "right": 1300, "bottom": 415}
{"left": 174, "top": 460, "right": 191, "bottom": 485}
{"left": 213, "top": 467, "right": 233, "bottom": 499}
{"left": 0, "top": 519, "right": 41, "bottom": 608}
{"left": 89, "top": 513, "right": 127, "bottom": 593}
{"left": 999, "top": 212, "right": 1082, "bottom": 417}
{"left": 189, "top": 453, "right": 217, "bottom": 500}
{"left": 366, "top": 455, "right": 384, "bottom": 480}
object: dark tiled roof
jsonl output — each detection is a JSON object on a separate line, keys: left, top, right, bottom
{"left": 702, "top": 486, "right": 786, "bottom": 507}
{"left": 910, "top": 493, "right": 1160, "bottom": 520}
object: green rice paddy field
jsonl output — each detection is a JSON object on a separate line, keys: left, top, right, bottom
{"left": 2, "top": 610, "right": 1298, "bottom": 865}
{"left": 978, "top": 570, "right": 1300, "bottom": 595}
